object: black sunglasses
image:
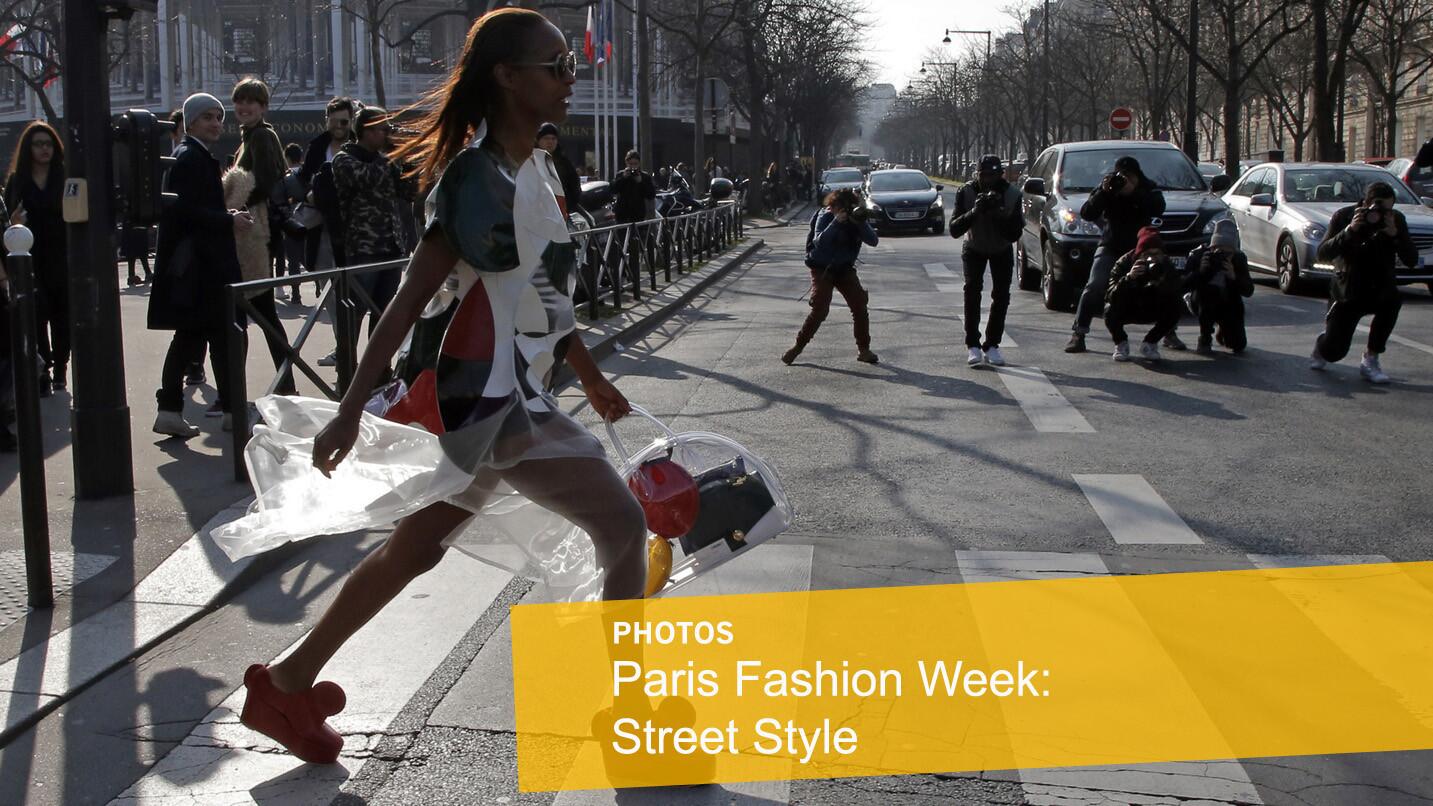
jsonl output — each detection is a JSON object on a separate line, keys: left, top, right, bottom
{"left": 511, "top": 51, "right": 578, "bottom": 81}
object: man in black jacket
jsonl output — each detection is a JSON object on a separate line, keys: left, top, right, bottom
{"left": 610, "top": 149, "right": 656, "bottom": 225}
{"left": 1066, "top": 155, "right": 1166, "bottom": 353}
{"left": 950, "top": 155, "right": 1024, "bottom": 367}
{"left": 537, "top": 123, "right": 585, "bottom": 220}
{"left": 148, "top": 93, "right": 251, "bottom": 437}
{"left": 299, "top": 97, "right": 357, "bottom": 272}
{"left": 1310, "top": 181, "right": 1417, "bottom": 384}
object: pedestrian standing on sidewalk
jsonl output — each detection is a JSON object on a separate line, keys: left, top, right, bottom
{"left": 783, "top": 188, "right": 880, "bottom": 365}
{"left": 169, "top": 108, "right": 208, "bottom": 388}
{"left": 236, "top": 8, "right": 645, "bottom": 765}
{"left": 1103, "top": 226, "right": 1184, "bottom": 362}
{"left": 120, "top": 223, "right": 153, "bottom": 287}
{"left": 1309, "top": 181, "right": 1417, "bottom": 384}
{"left": 4, "top": 120, "right": 69, "bottom": 393}
{"left": 332, "top": 105, "right": 410, "bottom": 342}
{"left": 280, "top": 143, "right": 311, "bottom": 304}
{"left": 300, "top": 97, "right": 358, "bottom": 274}
{"left": 1065, "top": 156, "right": 1166, "bottom": 354}
{"left": 949, "top": 155, "right": 1023, "bottom": 367}
{"left": 535, "top": 122, "right": 585, "bottom": 220}
{"left": 1182, "top": 219, "right": 1253, "bottom": 354}
{"left": 610, "top": 149, "right": 655, "bottom": 225}
{"left": 227, "top": 77, "right": 298, "bottom": 402}
{"left": 149, "top": 93, "right": 250, "bottom": 437}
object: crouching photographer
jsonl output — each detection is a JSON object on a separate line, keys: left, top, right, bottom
{"left": 782, "top": 189, "right": 879, "bottom": 366}
{"left": 1183, "top": 219, "right": 1254, "bottom": 354}
{"left": 1310, "top": 181, "right": 1417, "bottom": 384}
{"left": 949, "top": 154, "right": 1023, "bottom": 367}
{"left": 1104, "top": 226, "right": 1185, "bottom": 362}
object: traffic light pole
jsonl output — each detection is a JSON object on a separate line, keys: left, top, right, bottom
{"left": 62, "top": 0, "right": 135, "bottom": 499}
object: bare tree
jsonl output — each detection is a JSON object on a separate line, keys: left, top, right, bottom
{"left": 648, "top": 0, "right": 740, "bottom": 191}
{"left": 1252, "top": 24, "right": 1315, "bottom": 159}
{"left": 0, "top": 0, "right": 63, "bottom": 122}
{"left": 1350, "top": 0, "right": 1433, "bottom": 155}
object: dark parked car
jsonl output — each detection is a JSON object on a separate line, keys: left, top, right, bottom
{"left": 1382, "top": 158, "right": 1433, "bottom": 199}
{"left": 1016, "top": 141, "right": 1231, "bottom": 310}
{"left": 862, "top": 169, "right": 945, "bottom": 235}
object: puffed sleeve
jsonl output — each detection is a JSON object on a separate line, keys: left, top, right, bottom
{"left": 424, "top": 147, "right": 520, "bottom": 273}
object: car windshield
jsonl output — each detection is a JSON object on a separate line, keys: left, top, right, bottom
{"left": 869, "top": 172, "right": 932, "bottom": 192}
{"left": 1058, "top": 149, "right": 1206, "bottom": 192}
{"left": 823, "top": 169, "right": 863, "bottom": 183}
{"left": 1282, "top": 168, "right": 1420, "bottom": 204}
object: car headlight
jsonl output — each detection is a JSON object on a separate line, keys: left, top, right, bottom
{"left": 1301, "top": 221, "right": 1326, "bottom": 240}
{"left": 1201, "top": 209, "right": 1232, "bottom": 235}
{"left": 1054, "top": 207, "right": 1102, "bottom": 236}
{"left": 930, "top": 196, "right": 944, "bottom": 209}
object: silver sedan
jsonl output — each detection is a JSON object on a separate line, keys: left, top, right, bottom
{"left": 1221, "top": 162, "right": 1433, "bottom": 294}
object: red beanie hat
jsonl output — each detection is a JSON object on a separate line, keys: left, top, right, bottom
{"left": 1135, "top": 225, "right": 1163, "bottom": 255}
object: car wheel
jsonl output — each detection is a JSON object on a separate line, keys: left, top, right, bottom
{"left": 1017, "top": 240, "right": 1040, "bottom": 292}
{"left": 1040, "top": 242, "right": 1072, "bottom": 311}
{"left": 1277, "top": 237, "right": 1301, "bottom": 294}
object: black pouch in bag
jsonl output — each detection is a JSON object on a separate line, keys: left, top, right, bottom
{"left": 679, "top": 456, "right": 777, "bottom": 555}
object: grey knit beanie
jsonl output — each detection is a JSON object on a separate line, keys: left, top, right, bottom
{"left": 182, "top": 92, "right": 224, "bottom": 127}
{"left": 1211, "top": 218, "right": 1240, "bottom": 250}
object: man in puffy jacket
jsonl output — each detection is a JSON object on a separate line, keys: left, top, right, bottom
{"left": 1103, "top": 226, "right": 1183, "bottom": 362}
{"left": 949, "top": 154, "right": 1023, "bottom": 367}
{"left": 1183, "top": 219, "right": 1254, "bottom": 354}
{"left": 783, "top": 188, "right": 879, "bottom": 365}
{"left": 1066, "top": 155, "right": 1166, "bottom": 353}
{"left": 1309, "top": 181, "right": 1417, "bottom": 383}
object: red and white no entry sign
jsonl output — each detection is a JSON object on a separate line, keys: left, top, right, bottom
{"left": 1109, "top": 107, "right": 1133, "bottom": 131}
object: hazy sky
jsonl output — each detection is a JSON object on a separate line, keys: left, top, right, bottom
{"left": 864, "top": 1, "right": 1020, "bottom": 90}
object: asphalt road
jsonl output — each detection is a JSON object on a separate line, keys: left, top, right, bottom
{"left": 9, "top": 213, "right": 1433, "bottom": 805}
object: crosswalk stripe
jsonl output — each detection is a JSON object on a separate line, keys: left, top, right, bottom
{"left": 955, "top": 550, "right": 1264, "bottom": 806}
{"left": 992, "top": 367, "right": 1094, "bottom": 433}
{"left": 923, "top": 262, "right": 956, "bottom": 279}
{"left": 1247, "top": 553, "right": 1392, "bottom": 569}
{"left": 111, "top": 553, "right": 514, "bottom": 804}
{"left": 1073, "top": 474, "right": 1204, "bottom": 545}
{"left": 1355, "top": 325, "right": 1433, "bottom": 357}
{"left": 936, "top": 282, "right": 962, "bottom": 293}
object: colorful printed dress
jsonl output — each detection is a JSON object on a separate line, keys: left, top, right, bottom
{"left": 212, "top": 128, "right": 609, "bottom": 599}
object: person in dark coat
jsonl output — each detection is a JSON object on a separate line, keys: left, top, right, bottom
{"left": 149, "top": 93, "right": 252, "bottom": 437}
{"left": 1103, "top": 226, "right": 1184, "bottom": 362}
{"left": 299, "top": 97, "right": 357, "bottom": 271}
{"left": 1183, "top": 219, "right": 1254, "bottom": 354}
{"left": 610, "top": 149, "right": 656, "bottom": 225}
{"left": 1066, "top": 155, "right": 1167, "bottom": 353}
{"left": 1309, "top": 181, "right": 1418, "bottom": 384}
{"left": 536, "top": 122, "right": 585, "bottom": 220}
{"left": 949, "top": 154, "right": 1024, "bottom": 367}
{"left": 4, "top": 120, "right": 69, "bottom": 391}
{"left": 783, "top": 188, "right": 880, "bottom": 365}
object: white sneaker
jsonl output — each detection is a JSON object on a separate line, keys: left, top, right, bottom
{"left": 1360, "top": 354, "right": 1391, "bottom": 384}
{"left": 1309, "top": 348, "right": 1327, "bottom": 371}
{"left": 1140, "top": 341, "right": 1162, "bottom": 360}
{"left": 983, "top": 346, "right": 1006, "bottom": 366}
{"left": 1112, "top": 341, "right": 1131, "bottom": 362}
{"left": 967, "top": 346, "right": 984, "bottom": 366}
{"left": 317, "top": 350, "right": 338, "bottom": 367}
{"left": 153, "top": 411, "right": 199, "bottom": 438}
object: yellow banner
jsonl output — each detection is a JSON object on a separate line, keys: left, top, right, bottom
{"left": 511, "top": 561, "right": 1433, "bottom": 791}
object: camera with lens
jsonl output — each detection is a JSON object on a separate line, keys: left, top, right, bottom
{"left": 1104, "top": 172, "right": 1126, "bottom": 192}
{"left": 1358, "top": 205, "right": 1384, "bottom": 226}
{"left": 976, "top": 191, "right": 1004, "bottom": 213}
{"left": 849, "top": 205, "right": 870, "bottom": 224}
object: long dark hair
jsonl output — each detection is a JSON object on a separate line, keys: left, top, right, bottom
{"left": 392, "top": 8, "right": 551, "bottom": 192}
{"left": 8, "top": 120, "right": 64, "bottom": 189}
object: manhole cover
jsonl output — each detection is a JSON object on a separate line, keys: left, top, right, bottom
{"left": 0, "top": 551, "right": 117, "bottom": 630}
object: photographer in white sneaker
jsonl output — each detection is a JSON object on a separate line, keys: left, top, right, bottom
{"left": 948, "top": 155, "right": 1023, "bottom": 367}
{"left": 1309, "top": 181, "right": 1416, "bottom": 384}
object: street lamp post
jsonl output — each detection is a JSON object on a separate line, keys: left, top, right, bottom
{"left": 1042, "top": 0, "right": 1051, "bottom": 152}
{"left": 942, "top": 28, "right": 993, "bottom": 154}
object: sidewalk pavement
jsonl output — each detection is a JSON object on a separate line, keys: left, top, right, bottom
{"left": 0, "top": 235, "right": 762, "bottom": 745}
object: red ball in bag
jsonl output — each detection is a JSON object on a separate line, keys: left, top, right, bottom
{"left": 628, "top": 454, "right": 700, "bottom": 539}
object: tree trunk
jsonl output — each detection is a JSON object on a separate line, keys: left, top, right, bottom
{"left": 1223, "top": 82, "right": 1241, "bottom": 176}
{"left": 1310, "top": 0, "right": 1336, "bottom": 160}
{"left": 1385, "top": 98, "right": 1399, "bottom": 156}
{"left": 693, "top": 51, "right": 706, "bottom": 195}
{"left": 1183, "top": 0, "right": 1199, "bottom": 160}
{"left": 370, "top": 14, "right": 386, "bottom": 107}
{"left": 636, "top": 0, "right": 651, "bottom": 170}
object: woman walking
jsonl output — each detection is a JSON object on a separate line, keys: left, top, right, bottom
{"left": 4, "top": 121, "right": 69, "bottom": 391}
{"left": 783, "top": 188, "right": 879, "bottom": 365}
{"left": 236, "top": 8, "right": 646, "bottom": 764}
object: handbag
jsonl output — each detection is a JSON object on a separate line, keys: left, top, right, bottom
{"left": 291, "top": 202, "right": 323, "bottom": 231}
{"left": 678, "top": 455, "right": 777, "bottom": 555}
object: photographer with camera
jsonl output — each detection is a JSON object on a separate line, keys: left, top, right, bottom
{"left": 949, "top": 155, "right": 1024, "bottom": 367}
{"left": 1309, "top": 181, "right": 1417, "bottom": 384}
{"left": 782, "top": 188, "right": 880, "bottom": 365}
{"left": 610, "top": 149, "right": 656, "bottom": 225}
{"left": 1104, "top": 226, "right": 1185, "bottom": 362}
{"left": 1066, "top": 155, "right": 1166, "bottom": 353}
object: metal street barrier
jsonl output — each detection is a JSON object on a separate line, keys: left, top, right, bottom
{"left": 222, "top": 201, "right": 746, "bottom": 481}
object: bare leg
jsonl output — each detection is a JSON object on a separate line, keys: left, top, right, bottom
{"left": 267, "top": 500, "right": 474, "bottom": 693}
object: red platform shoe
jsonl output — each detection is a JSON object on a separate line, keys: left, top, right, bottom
{"left": 239, "top": 664, "right": 347, "bottom": 764}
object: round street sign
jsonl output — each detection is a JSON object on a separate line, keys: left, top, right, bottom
{"left": 1109, "top": 107, "right": 1133, "bottom": 131}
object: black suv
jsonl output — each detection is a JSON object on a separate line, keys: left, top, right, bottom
{"left": 1016, "top": 141, "right": 1231, "bottom": 310}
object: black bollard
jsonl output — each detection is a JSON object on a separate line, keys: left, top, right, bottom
{"left": 5, "top": 224, "right": 53, "bottom": 608}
